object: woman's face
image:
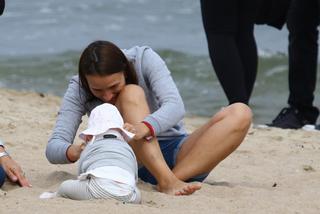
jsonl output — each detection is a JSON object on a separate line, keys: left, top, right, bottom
{"left": 86, "top": 72, "right": 126, "bottom": 104}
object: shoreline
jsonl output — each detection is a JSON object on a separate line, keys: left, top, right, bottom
{"left": 0, "top": 88, "right": 319, "bottom": 213}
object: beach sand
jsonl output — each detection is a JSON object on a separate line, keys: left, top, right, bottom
{"left": 0, "top": 88, "right": 319, "bottom": 214}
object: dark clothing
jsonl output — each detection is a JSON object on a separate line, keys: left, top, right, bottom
{"left": 0, "top": 166, "right": 5, "bottom": 187}
{"left": 287, "top": 0, "right": 320, "bottom": 120}
{"left": 0, "top": 0, "right": 4, "bottom": 16}
{"left": 201, "top": 0, "right": 258, "bottom": 33}
{"left": 200, "top": 0, "right": 259, "bottom": 104}
{"left": 255, "top": 0, "right": 291, "bottom": 30}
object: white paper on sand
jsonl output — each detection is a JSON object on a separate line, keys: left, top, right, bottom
{"left": 39, "top": 191, "right": 57, "bottom": 199}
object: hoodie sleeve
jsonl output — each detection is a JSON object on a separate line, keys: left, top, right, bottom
{"left": 46, "top": 76, "right": 87, "bottom": 164}
{"left": 140, "top": 48, "right": 185, "bottom": 135}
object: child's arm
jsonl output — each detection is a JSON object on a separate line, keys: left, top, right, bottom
{"left": 123, "top": 123, "right": 137, "bottom": 134}
{"left": 123, "top": 122, "right": 152, "bottom": 141}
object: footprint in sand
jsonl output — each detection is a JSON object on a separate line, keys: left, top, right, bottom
{"left": 35, "top": 171, "right": 76, "bottom": 188}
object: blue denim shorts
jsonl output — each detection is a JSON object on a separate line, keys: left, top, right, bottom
{"left": 138, "top": 135, "right": 208, "bottom": 185}
{"left": 0, "top": 166, "right": 6, "bottom": 187}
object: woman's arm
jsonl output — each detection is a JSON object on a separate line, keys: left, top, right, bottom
{"left": 46, "top": 76, "right": 87, "bottom": 164}
{"left": 141, "top": 48, "right": 185, "bottom": 135}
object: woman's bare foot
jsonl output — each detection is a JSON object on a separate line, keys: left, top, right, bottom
{"left": 157, "top": 179, "right": 201, "bottom": 196}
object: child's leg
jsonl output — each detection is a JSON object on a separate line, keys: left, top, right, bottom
{"left": 57, "top": 179, "right": 93, "bottom": 200}
{"left": 130, "top": 186, "right": 141, "bottom": 204}
{"left": 90, "top": 177, "right": 141, "bottom": 204}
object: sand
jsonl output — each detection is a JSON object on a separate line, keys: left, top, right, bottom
{"left": 0, "top": 88, "right": 319, "bottom": 214}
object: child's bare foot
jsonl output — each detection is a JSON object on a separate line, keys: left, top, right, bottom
{"left": 157, "top": 179, "right": 201, "bottom": 196}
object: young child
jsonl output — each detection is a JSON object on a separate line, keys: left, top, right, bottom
{"left": 42, "top": 103, "right": 141, "bottom": 203}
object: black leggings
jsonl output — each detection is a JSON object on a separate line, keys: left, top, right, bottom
{"left": 287, "top": 0, "right": 319, "bottom": 112}
{"left": 200, "top": 0, "right": 259, "bottom": 105}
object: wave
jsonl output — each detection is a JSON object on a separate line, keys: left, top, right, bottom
{"left": 0, "top": 49, "right": 318, "bottom": 123}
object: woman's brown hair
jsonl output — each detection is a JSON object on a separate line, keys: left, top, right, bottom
{"left": 79, "top": 40, "right": 138, "bottom": 100}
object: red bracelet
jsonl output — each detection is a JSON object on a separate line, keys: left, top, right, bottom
{"left": 141, "top": 121, "right": 155, "bottom": 139}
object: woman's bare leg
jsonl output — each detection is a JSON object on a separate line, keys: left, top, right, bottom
{"left": 172, "top": 103, "right": 252, "bottom": 181}
{"left": 116, "top": 85, "right": 201, "bottom": 195}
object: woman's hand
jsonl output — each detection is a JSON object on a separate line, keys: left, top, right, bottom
{"left": 66, "top": 143, "right": 86, "bottom": 162}
{"left": 0, "top": 156, "right": 31, "bottom": 187}
{"left": 123, "top": 122, "right": 150, "bottom": 141}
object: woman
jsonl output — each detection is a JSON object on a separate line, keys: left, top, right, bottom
{"left": 46, "top": 40, "right": 252, "bottom": 196}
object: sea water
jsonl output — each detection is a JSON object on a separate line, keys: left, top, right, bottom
{"left": 0, "top": 0, "right": 319, "bottom": 124}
